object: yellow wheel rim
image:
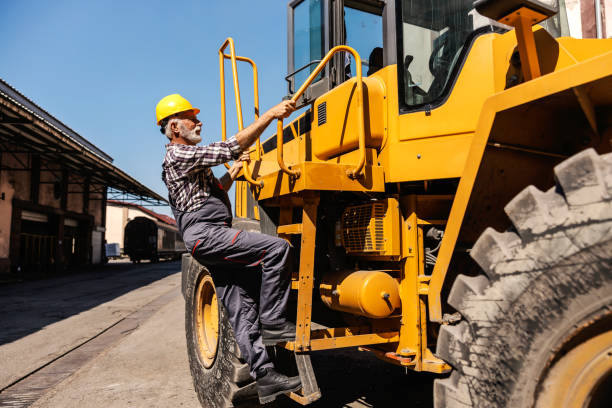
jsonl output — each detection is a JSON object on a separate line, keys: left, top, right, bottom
{"left": 195, "top": 274, "right": 219, "bottom": 368}
{"left": 536, "top": 330, "right": 612, "bottom": 408}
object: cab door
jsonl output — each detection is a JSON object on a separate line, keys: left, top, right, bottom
{"left": 287, "top": 0, "right": 388, "bottom": 106}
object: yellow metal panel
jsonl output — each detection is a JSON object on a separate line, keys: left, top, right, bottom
{"left": 252, "top": 162, "right": 385, "bottom": 201}
{"left": 311, "top": 76, "right": 386, "bottom": 160}
{"left": 381, "top": 29, "right": 607, "bottom": 184}
{"left": 302, "top": 161, "right": 384, "bottom": 190}
{"left": 277, "top": 223, "right": 302, "bottom": 235}
{"left": 386, "top": 133, "right": 474, "bottom": 182}
{"left": 428, "top": 50, "right": 612, "bottom": 322}
{"left": 396, "top": 35, "right": 496, "bottom": 142}
{"left": 556, "top": 37, "right": 612, "bottom": 62}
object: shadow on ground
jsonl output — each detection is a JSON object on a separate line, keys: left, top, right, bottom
{"left": 0, "top": 260, "right": 180, "bottom": 346}
{"left": 273, "top": 348, "right": 436, "bottom": 408}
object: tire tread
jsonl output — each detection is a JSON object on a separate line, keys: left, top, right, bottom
{"left": 435, "top": 149, "right": 612, "bottom": 407}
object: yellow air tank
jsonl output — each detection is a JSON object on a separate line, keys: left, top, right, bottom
{"left": 320, "top": 270, "right": 400, "bottom": 318}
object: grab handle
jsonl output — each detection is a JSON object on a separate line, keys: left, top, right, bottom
{"left": 219, "top": 37, "right": 263, "bottom": 187}
{"left": 277, "top": 45, "right": 365, "bottom": 179}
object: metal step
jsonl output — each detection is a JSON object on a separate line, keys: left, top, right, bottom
{"left": 289, "top": 352, "right": 321, "bottom": 405}
{"left": 277, "top": 223, "right": 303, "bottom": 235}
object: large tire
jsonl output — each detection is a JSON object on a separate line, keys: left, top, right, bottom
{"left": 184, "top": 255, "right": 260, "bottom": 408}
{"left": 435, "top": 149, "right": 612, "bottom": 407}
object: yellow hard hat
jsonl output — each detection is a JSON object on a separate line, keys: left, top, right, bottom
{"left": 155, "top": 94, "right": 201, "bottom": 125}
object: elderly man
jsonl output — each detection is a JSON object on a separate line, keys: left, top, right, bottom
{"left": 157, "top": 94, "right": 299, "bottom": 403}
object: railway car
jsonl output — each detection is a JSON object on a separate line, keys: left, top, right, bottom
{"left": 124, "top": 216, "right": 185, "bottom": 263}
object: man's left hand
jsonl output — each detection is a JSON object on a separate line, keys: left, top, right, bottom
{"left": 229, "top": 151, "right": 251, "bottom": 179}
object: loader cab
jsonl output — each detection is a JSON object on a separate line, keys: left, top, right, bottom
{"left": 286, "top": 0, "right": 503, "bottom": 110}
{"left": 287, "top": 0, "right": 386, "bottom": 106}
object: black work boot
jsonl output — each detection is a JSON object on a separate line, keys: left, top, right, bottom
{"left": 261, "top": 321, "right": 296, "bottom": 345}
{"left": 256, "top": 367, "right": 302, "bottom": 404}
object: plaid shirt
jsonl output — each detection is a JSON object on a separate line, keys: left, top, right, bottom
{"left": 162, "top": 136, "right": 243, "bottom": 212}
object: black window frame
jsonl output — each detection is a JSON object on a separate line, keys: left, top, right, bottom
{"left": 287, "top": 0, "right": 332, "bottom": 106}
{"left": 395, "top": 0, "right": 503, "bottom": 114}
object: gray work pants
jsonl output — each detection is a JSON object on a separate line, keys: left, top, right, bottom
{"left": 176, "top": 200, "right": 291, "bottom": 378}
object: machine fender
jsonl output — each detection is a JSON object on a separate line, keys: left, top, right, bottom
{"left": 428, "top": 51, "right": 612, "bottom": 321}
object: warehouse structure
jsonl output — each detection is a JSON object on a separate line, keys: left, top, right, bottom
{"left": 0, "top": 78, "right": 166, "bottom": 276}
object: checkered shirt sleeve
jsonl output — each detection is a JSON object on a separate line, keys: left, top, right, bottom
{"left": 161, "top": 136, "right": 242, "bottom": 211}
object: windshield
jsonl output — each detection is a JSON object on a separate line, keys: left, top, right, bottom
{"left": 293, "top": 0, "right": 325, "bottom": 87}
{"left": 344, "top": 6, "right": 383, "bottom": 77}
{"left": 398, "top": 0, "right": 499, "bottom": 108}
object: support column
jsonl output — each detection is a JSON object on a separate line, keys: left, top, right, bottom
{"left": 30, "top": 155, "right": 40, "bottom": 204}
{"left": 294, "top": 191, "right": 319, "bottom": 352}
{"left": 60, "top": 169, "right": 68, "bottom": 210}
{"left": 82, "top": 176, "right": 90, "bottom": 214}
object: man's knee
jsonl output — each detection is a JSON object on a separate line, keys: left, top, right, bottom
{"left": 275, "top": 236, "right": 291, "bottom": 251}
{"left": 270, "top": 237, "right": 291, "bottom": 259}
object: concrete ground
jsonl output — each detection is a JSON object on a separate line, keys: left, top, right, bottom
{"left": 0, "top": 261, "right": 436, "bottom": 408}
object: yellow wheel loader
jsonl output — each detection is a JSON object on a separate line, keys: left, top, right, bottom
{"left": 182, "top": 0, "right": 612, "bottom": 406}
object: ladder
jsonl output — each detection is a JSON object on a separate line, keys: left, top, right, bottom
{"left": 275, "top": 191, "right": 322, "bottom": 405}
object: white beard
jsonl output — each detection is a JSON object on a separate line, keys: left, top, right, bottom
{"left": 180, "top": 122, "right": 202, "bottom": 144}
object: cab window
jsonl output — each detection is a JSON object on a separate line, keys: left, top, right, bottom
{"left": 398, "top": 0, "right": 498, "bottom": 108}
{"left": 344, "top": 5, "right": 383, "bottom": 77}
{"left": 293, "top": 0, "right": 325, "bottom": 87}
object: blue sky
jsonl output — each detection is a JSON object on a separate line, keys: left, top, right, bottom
{"left": 0, "top": 0, "right": 291, "bottom": 216}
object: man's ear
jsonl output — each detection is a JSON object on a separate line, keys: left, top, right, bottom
{"left": 170, "top": 120, "right": 180, "bottom": 139}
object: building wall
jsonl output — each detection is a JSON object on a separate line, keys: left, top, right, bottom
{"left": 0, "top": 149, "right": 107, "bottom": 274}
{"left": 566, "top": 0, "right": 584, "bottom": 37}
{"left": 66, "top": 174, "right": 84, "bottom": 214}
{"left": 605, "top": 0, "right": 612, "bottom": 37}
{"left": 0, "top": 153, "right": 19, "bottom": 263}
{"left": 564, "top": 0, "right": 611, "bottom": 38}
{"left": 38, "top": 159, "right": 60, "bottom": 209}
{"left": 105, "top": 205, "right": 125, "bottom": 247}
{"left": 0, "top": 152, "right": 30, "bottom": 270}
{"left": 88, "top": 185, "right": 105, "bottom": 227}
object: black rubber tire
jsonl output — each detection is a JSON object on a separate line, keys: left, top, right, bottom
{"left": 184, "top": 255, "right": 260, "bottom": 408}
{"left": 434, "top": 148, "right": 612, "bottom": 408}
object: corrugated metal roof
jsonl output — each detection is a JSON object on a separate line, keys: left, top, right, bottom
{"left": 0, "top": 77, "right": 113, "bottom": 162}
{"left": 0, "top": 77, "right": 167, "bottom": 205}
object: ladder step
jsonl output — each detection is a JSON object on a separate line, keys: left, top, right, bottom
{"left": 289, "top": 353, "right": 321, "bottom": 405}
{"left": 277, "top": 223, "right": 303, "bottom": 235}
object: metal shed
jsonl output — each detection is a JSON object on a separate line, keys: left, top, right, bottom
{"left": 0, "top": 77, "right": 166, "bottom": 275}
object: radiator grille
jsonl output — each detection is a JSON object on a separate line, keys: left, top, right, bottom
{"left": 317, "top": 102, "right": 327, "bottom": 126}
{"left": 342, "top": 203, "right": 385, "bottom": 252}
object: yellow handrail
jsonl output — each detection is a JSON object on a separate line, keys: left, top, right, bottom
{"left": 218, "top": 37, "right": 263, "bottom": 187}
{"left": 277, "top": 45, "right": 366, "bottom": 179}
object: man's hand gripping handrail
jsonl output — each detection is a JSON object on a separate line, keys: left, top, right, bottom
{"left": 219, "top": 37, "right": 263, "bottom": 187}
{"left": 277, "top": 45, "right": 366, "bottom": 179}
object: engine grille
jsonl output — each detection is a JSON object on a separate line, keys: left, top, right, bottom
{"left": 341, "top": 203, "right": 385, "bottom": 253}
